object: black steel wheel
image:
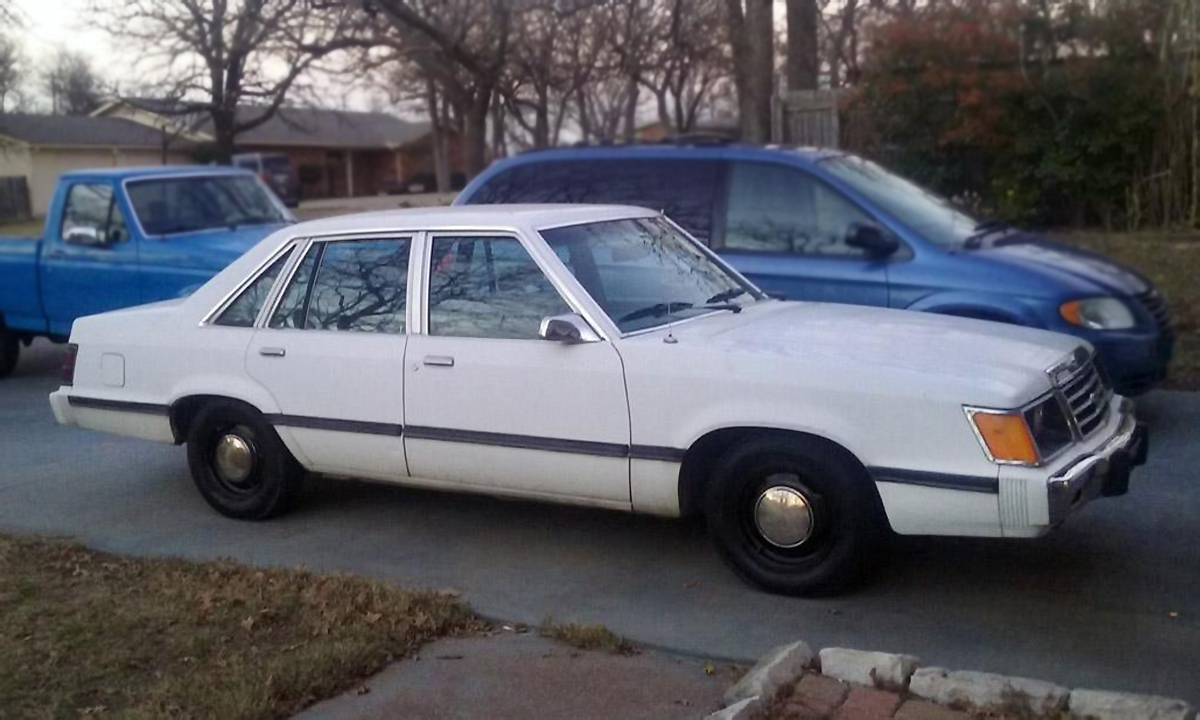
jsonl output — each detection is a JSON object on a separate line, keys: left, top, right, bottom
{"left": 705, "top": 435, "right": 884, "bottom": 596}
{"left": 186, "top": 400, "right": 304, "bottom": 520}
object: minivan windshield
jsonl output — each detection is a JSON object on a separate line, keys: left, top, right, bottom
{"left": 540, "top": 216, "right": 762, "bottom": 334}
{"left": 817, "top": 155, "right": 990, "bottom": 248}
{"left": 127, "top": 175, "right": 290, "bottom": 236}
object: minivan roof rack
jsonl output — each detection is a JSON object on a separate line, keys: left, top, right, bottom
{"left": 520, "top": 134, "right": 739, "bottom": 154}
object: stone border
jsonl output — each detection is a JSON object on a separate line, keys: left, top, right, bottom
{"left": 705, "top": 642, "right": 1196, "bottom": 720}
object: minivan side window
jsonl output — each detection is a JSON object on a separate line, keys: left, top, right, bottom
{"left": 724, "top": 162, "right": 874, "bottom": 257}
{"left": 467, "top": 160, "right": 721, "bottom": 243}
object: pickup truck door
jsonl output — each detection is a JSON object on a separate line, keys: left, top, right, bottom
{"left": 715, "top": 161, "right": 891, "bottom": 306}
{"left": 402, "top": 233, "right": 631, "bottom": 508}
{"left": 244, "top": 237, "right": 410, "bottom": 481}
{"left": 40, "top": 181, "right": 138, "bottom": 337}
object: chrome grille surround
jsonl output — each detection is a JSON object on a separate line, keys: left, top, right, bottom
{"left": 1047, "top": 348, "right": 1113, "bottom": 440}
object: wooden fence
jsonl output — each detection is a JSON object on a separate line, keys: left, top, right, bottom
{"left": 774, "top": 90, "right": 843, "bottom": 148}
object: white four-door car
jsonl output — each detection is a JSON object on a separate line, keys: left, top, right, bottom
{"left": 50, "top": 205, "right": 1148, "bottom": 595}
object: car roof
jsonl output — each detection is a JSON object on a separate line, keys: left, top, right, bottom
{"left": 290, "top": 204, "right": 662, "bottom": 236}
{"left": 513, "top": 143, "right": 846, "bottom": 162}
{"left": 59, "top": 165, "right": 255, "bottom": 182}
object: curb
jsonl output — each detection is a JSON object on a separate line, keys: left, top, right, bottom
{"left": 703, "top": 642, "right": 1196, "bottom": 720}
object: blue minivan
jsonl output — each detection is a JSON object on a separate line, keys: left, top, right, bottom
{"left": 456, "top": 144, "right": 1174, "bottom": 395}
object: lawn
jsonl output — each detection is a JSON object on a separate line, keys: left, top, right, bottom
{"left": 0, "top": 535, "right": 479, "bottom": 719}
{"left": 1057, "top": 231, "right": 1199, "bottom": 391}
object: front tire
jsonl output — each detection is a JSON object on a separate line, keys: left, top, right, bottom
{"left": 705, "top": 435, "right": 885, "bottom": 596}
{"left": 0, "top": 328, "right": 18, "bottom": 379}
{"left": 186, "top": 401, "right": 304, "bottom": 520}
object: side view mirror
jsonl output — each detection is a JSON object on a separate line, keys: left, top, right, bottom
{"left": 539, "top": 313, "right": 601, "bottom": 344}
{"left": 65, "top": 225, "right": 108, "bottom": 247}
{"left": 845, "top": 222, "right": 900, "bottom": 258}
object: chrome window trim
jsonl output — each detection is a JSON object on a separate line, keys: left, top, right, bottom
{"left": 199, "top": 240, "right": 302, "bottom": 327}
{"left": 120, "top": 171, "right": 293, "bottom": 239}
{"left": 258, "top": 234, "right": 416, "bottom": 332}
{"left": 419, "top": 229, "right": 608, "bottom": 342}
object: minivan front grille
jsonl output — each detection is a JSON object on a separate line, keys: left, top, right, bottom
{"left": 1056, "top": 357, "right": 1112, "bottom": 438}
{"left": 1134, "top": 290, "right": 1172, "bottom": 332}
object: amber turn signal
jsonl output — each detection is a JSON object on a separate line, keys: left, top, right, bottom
{"left": 970, "top": 411, "right": 1038, "bottom": 464}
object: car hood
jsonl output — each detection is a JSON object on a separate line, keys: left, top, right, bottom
{"left": 155, "top": 224, "right": 292, "bottom": 272}
{"left": 971, "top": 233, "right": 1149, "bottom": 297}
{"left": 653, "top": 301, "right": 1082, "bottom": 406}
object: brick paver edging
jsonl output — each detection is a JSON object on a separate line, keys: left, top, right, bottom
{"left": 705, "top": 643, "right": 1196, "bottom": 720}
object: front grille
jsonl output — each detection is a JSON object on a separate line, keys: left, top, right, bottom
{"left": 1057, "top": 358, "right": 1112, "bottom": 437}
{"left": 1134, "top": 290, "right": 1172, "bottom": 332}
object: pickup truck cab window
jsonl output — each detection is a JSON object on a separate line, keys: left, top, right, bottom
{"left": 427, "top": 236, "right": 570, "bottom": 340}
{"left": 268, "top": 238, "right": 410, "bottom": 333}
{"left": 541, "top": 217, "right": 760, "bottom": 335}
{"left": 725, "top": 162, "right": 873, "bottom": 257}
{"left": 127, "top": 175, "right": 288, "bottom": 236}
{"left": 61, "top": 183, "right": 130, "bottom": 246}
{"left": 212, "top": 249, "right": 294, "bottom": 328}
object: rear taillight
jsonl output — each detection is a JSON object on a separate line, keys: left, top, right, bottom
{"left": 61, "top": 344, "right": 78, "bottom": 386}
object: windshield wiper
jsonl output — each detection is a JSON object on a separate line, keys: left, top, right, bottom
{"left": 962, "top": 219, "right": 1012, "bottom": 249}
{"left": 618, "top": 300, "right": 741, "bottom": 324}
{"left": 706, "top": 287, "right": 748, "bottom": 304}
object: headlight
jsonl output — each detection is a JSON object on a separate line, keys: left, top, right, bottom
{"left": 1060, "top": 297, "right": 1135, "bottom": 330}
{"left": 967, "top": 397, "right": 1075, "bottom": 465}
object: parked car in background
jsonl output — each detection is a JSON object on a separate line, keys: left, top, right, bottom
{"left": 234, "top": 152, "right": 300, "bottom": 207}
{"left": 457, "top": 144, "right": 1174, "bottom": 395}
{"left": 0, "top": 166, "right": 294, "bottom": 377}
{"left": 50, "top": 205, "right": 1147, "bottom": 595}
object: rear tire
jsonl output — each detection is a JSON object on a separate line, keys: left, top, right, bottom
{"left": 186, "top": 400, "right": 304, "bottom": 520}
{"left": 705, "top": 435, "right": 884, "bottom": 596}
{"left": 0, "top": 328, "right": 18, "bottom": 379}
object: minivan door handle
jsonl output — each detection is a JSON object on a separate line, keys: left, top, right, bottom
{"left": 422, "top": 355, "right": 454, "bottom": 367}
{"left": 259, "top": 347, "right": 287, "bottom": 357}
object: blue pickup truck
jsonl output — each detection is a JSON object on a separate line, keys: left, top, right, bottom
{"left": 458, "top": 145, "right": 1175, "bottom": 395}
{"left": 0, "top": 166, "right": 293, "bottom": 377}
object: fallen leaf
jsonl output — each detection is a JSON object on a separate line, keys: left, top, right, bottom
{"left": 703, "top": 663, "right": 716, "bottom": 676}
{"left": 241, "top": 616, "right": 255, "bottom": 631}
{"left": 436, "top": 588, "right": 461, "bottom": 598}
{"left": 364, "top": 612, "right": 383, "bottom": 624}
{"left": 356, "top": 685, "right": 371, "bottom": 696}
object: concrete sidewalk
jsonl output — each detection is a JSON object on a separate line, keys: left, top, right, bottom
{"left": 296, "top": 632, "right": 739, "bottom": 720}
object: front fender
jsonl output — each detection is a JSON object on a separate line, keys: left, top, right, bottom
{"left": 905, "top": 291, "right": 1045, "bottom": 328}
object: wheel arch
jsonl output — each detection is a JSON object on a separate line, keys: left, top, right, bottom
{"left": 169, "top": 394, "right": 270, "bottom": 445}
{"left": 676, "top": 426, "right": 884, "bottom": 521}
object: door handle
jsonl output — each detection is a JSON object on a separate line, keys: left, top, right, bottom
{"left": 422, "top": 355, "right": 454, "bottom": 367}
{"left": 259, "top": 347, "right": 287, "bottom": 357}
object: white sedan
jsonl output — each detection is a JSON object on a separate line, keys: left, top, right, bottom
{"left": 50, "top": 205, "right": 1147, "bottom": 595}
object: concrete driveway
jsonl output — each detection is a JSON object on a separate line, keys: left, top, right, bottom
{"left": 3, "top": 340, "right": 1198, "bottom": 703}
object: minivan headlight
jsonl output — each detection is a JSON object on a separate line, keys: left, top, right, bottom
{"left": 1060, "top": 298, "right": 1135, "bottom": 330}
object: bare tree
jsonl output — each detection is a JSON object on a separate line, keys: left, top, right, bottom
{"left": 91, "top": 0, "right": 361, "bottom": 163}
{"left": 638, "top": 0, "right": 731, "bottom": 134}
{"left": 44, "top": 51, "right": 106, "bottom": 115}
{"left": 362, "top": 0, "right": 512, "bottom": 175}
{"left": 0, "top": 35, "right": 24, "bottom": 113}
{"left": 723, "top": 0, "right": 775, "bottom": 142}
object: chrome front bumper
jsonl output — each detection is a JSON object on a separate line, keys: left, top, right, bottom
{"left": 1047, "top": 398, "right": 1148, "bottom": 525}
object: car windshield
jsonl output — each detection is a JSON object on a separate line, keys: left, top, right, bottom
{"left": 817, "top": 155, "right": 989, "bottom": 248}
{"left": 127, "top": 175, "right": 289, "bottom": 236}
{"left": 540, "top": 216, "right": 762, "bottom": 334}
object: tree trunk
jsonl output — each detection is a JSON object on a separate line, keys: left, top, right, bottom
{"left": 786, "top": 0, "right": 820, "bottom": 91}
{"left": 726, "top": 0, "right": 775, "bottom": 143}
{"left": 212, "top": 110, "right": 237, "bottom": 165}
{"left": 622, "top": 75, "right": 639, "bottom": 141}
{"left": 426, "top": 79, "right": 451, "bottom": 193}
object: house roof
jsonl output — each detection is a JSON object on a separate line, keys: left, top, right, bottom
{"left": 198, "top": 105, "right": 432, "bottom": 150}
{"left": 0, "top": 114, "right": 177, "bottom": 149}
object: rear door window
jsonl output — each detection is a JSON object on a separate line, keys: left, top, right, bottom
{"left": 467, "top": 159, "right": 721, "bottom": 243}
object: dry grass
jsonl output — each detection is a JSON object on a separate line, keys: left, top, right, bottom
{"left": 540, "top": 617, "right": 638, "bottom": 656}
{"left": 0, "top": 534, "right": 480, "bottom": 719}
{"left": 1055, "top": 231, "right": 1199, "bottom": 391}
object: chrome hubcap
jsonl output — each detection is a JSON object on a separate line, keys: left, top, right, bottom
{"left": 213, "top": 433, "right": 255, "bottom": 484}
{"left": 753, "top": 484, "right": 814, "bottom": 548}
